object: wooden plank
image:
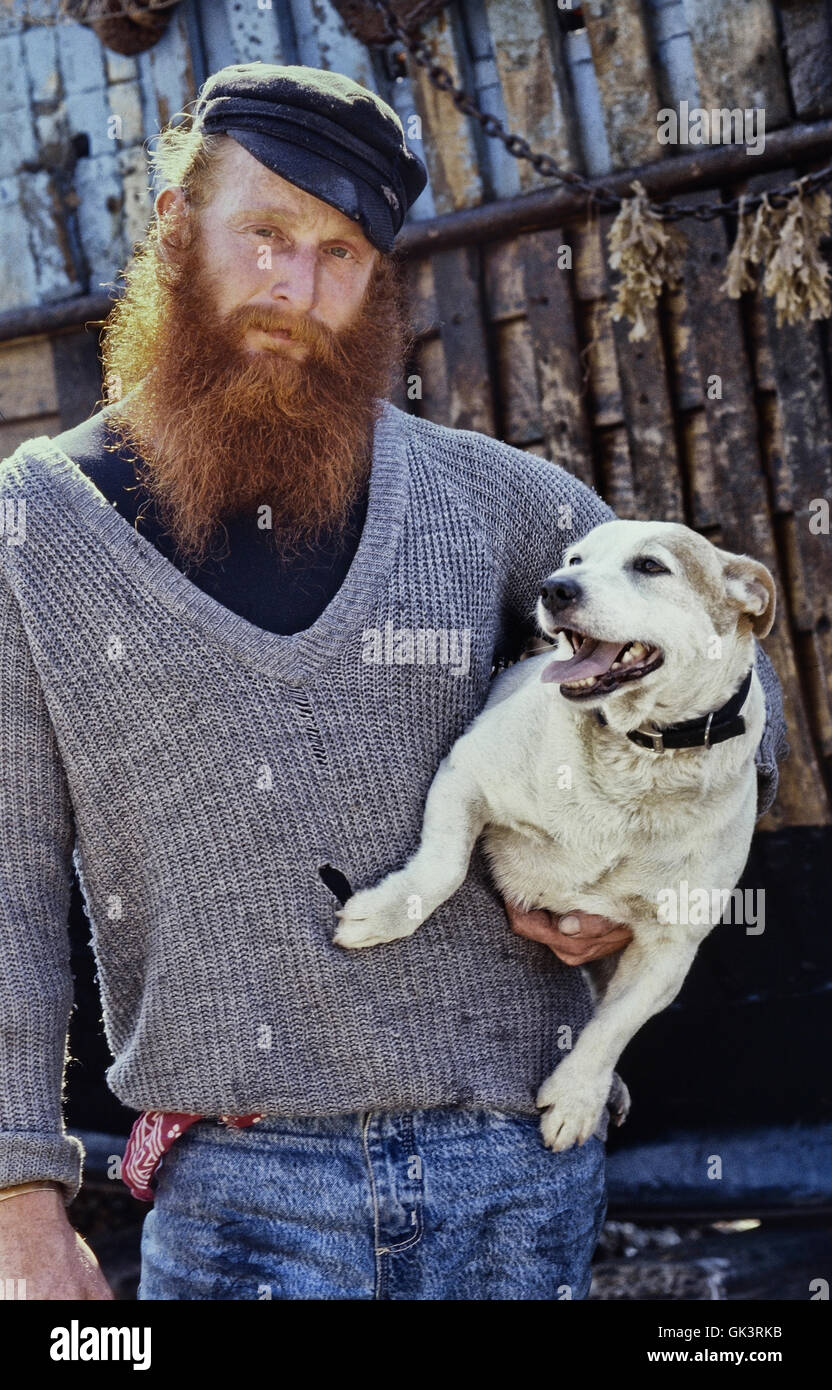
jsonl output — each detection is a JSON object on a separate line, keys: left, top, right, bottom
{"left": 675, "top": 194, "right": 774, "bottom": 557}
{"left": 403, "top": 256, "right": 439, "bottom": 339}
{"left": 778, "top": 511, "right": 816, "bottom": 635}
{"left": 57, "top": 18, "right": 107, "bottom": 98}
{"left": 51, "top": 330, "right": 103, "bottom": 432}
{"left": 290, "top": 0, "right": 375, "bottom": 84}
{"left": 582, "top": 0, "right": 665, "bottom": 169}
{"left": 198, "top": 0, "right": 240, "bottom": 71}
{"left": 0, "top": 103, "right": 36, "bottom": 178}
{"left": 0, "top": 178, "right": 39, "bottom": 313}
{"left": 757, "top": 391, "right": 794, "bottom": 518}
{"left": 680, "top": 0, "right": 790, "bottom": 126}
{"left": 760, "top": 628, "right": 828, "bottom": 827}
{"left": 63, "top": 78, "right": 111, "bottom": 161}
{"left": 389, "top": 360, "right": 410, "bottom": 414}
{"left": 482, "top": 237, "right": 526, "bottom": 323}
{"left": 406, "top": 9, "right": 483, "bottom": 213}
{"left": 74, "top": 153, "right": 125, "bottom": 291}
{"left": 802, "top": 630, "right": 832, "bottom": 761}
{"left": 665, "top": 280, "right": 705, "bottom": 413}
{"left": 107, "top": 78, "right": 145, "bottom": 149}
{"left": 649, "top": 0, "right": 699, "bottom": 111}
{"left": 600, "top": 214, "right": 685, "bottom": 521}
{"left": 597, "top": 424, "right": 637, "bottom": 518}
{"left": 431, "top": 244, "right": 494, "bottom": 433}
{"left": 572, "top": 217, "right": 607, "bottom": 303}
{"left": 581, "top": 299, "right": 624, "bottom": 428}
{"left": 746, "top": 289, "right": 777, "bottom": 392}
{"left": 413, "top": 332, "right": 451, "bottom": 425}
{"left": 21, "top": 21, "right": 59, "bottom": 109}
{"left": 0, "top": 337, "right": 58, "bottom": 420}
{"left": 484, "top": 0, "right": 578, "bottom": 194}
{"left": 496, "top": 316, "right": 540, "bottom": 447}
{"left": 520, "top": 228, "right": 595, "bottom": 487}
{"left": 483, "top": 230, "right": 594, "bottom": 473}
{"left": 746, "top": 170, "right": 832, "bottom": 784}
{"left": 20, "top": 170, "right": 81, "bottom": 302}
{"left": 117, "top": 146, "right": 154, "bottom": 254}
{"left": 218, "top": 0, "right": 286, "bottom": 65}
{"left": 137, "top": 7, "right": 197, "bottom": 133}
{"left": 0, "top": 413, "right": 62, "bottom": 459}
{"left": 104, "top": 50, "right": 139, "bottom": 87}
{"left": 563, "top": 24, "right": 611, "bottom": 177}
{"left": 681, "top": 407, "right": 719, "bottom": 532}
{"left": 611, "top": 316, "right": 685, "bottom": 520}
{"left": 769, "top": 0, "right": 832, "bottom": 121}
{"left": 679, "top": 188, "right": 830, "bottom": 826}
{"left": 746, "top": 171, "right": 832, "bottom": 624}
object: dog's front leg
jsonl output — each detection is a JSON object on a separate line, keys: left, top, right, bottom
{"left": 536, "top": 936, "right": 699, "bottom": 1150}
{"left": 333, "top": 754, "right": 487, "bottom": 949}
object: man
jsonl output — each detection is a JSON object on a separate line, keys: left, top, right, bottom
{"left": 0, "top": 64, "right": 786, "bottom": 1300}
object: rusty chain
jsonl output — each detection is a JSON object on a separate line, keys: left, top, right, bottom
{"left": 359, "top": 0, "right": 832, "bottom": 223}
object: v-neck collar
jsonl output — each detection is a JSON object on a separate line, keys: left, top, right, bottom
{"left": 24, "top": 397, "right": 412, "bottom": 685}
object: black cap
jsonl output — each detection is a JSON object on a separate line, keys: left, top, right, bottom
{"left": 191, "top": 61, "right": 428, "bottom": 254}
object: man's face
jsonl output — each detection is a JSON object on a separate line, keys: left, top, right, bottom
{"left": 102, "top": 135, "right": 410, "bottom": 568}
{"left": 156, "top": 140, "right": 379, "bottom": 360}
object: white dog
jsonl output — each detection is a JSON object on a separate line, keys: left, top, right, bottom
{"left": 334, "top": 520, "right": 776, "bottom": 1152}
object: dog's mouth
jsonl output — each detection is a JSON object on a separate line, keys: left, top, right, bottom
{"left": 540, "top": 627, "right": 664, "bottom": 699}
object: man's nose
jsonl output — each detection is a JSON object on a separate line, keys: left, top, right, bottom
{"left": 539, "top": 575, "right": 583, "bottom": 613}
{"left": 270, "top": 248, "right": 318, "bottom": 313}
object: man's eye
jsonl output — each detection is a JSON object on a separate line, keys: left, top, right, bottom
{"left": 634, "top": 556, "right": 670, "bottom": 575}
{"left": 327, "top": 246, "right": 352, "bottom": 260}
{"left": 253, "top": 228, "right": 277, "bottom": 239}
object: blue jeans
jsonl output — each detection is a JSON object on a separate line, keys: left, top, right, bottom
{"left": 137, "top": 1106, "right": 608, "bottom": 1300}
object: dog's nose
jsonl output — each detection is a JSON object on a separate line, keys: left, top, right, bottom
{"left": 540, "top": 576, "right": 582, "bottom": 612}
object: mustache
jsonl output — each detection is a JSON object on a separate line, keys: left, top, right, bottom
{"left": 224, "top": 305, "right": 335, "bottom": 349}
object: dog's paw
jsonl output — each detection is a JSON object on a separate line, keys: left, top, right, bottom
{"left": 607, "top": 1070, "right": 631, "bottom": 1128}
{"left": 535, "top": 1065, "right": 611, "bottom": 1152}
{"left": 332, "top": 883, "right": 419, "bottom": 950}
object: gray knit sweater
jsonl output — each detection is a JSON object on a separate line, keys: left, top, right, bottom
{"left": 0, "top": 400, "right": 788, "bottom": 1204}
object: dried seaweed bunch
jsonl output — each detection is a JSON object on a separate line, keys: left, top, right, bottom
{"left": 607, "top": 181, "right": 686, "bottom": 341}
{"left": 723, "top": 184, "right": 832, "bottom": 327}
{"left": 722, "top": 193, "right": 775, "bottom": 296}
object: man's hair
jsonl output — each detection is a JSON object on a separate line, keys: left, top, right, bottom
{"left": 148, "top": 116, "right": 230, "bottom": 208}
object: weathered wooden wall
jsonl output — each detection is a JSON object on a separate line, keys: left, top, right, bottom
{"left": 1, "top": 0, "right": 831, "bottom": 832}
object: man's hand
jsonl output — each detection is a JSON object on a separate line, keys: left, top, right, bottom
{"left": 0, "top": 1185, "right": 115, "bottom": 1300}
{"left": 505, "top": 899, "right": 634, "bottom": 964}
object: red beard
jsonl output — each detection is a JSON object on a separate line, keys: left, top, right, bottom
{"left": 100, "top": 218, "right": 413, "bottom": 567}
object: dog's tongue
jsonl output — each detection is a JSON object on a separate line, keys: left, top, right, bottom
{"left": 541, "top": 635, "right": 623, "bottom": 684}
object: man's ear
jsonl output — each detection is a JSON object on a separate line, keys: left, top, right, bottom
{"left": 716, "top": 547, "right": 777, "bottom": 638}
{"left": 154, "top": 186, "right": 190, "bottom": 257}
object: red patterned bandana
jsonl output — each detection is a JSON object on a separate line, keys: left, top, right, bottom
{"left": 122, "top": 1111, "right": 264, "bottom": 1201}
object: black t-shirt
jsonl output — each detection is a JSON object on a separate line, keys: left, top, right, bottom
{"left": 50, "top": 412, "right": 369, "bottom": 637}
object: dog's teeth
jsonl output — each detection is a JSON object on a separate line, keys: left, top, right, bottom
{"left": 621, "top": 640, "right": 648, "bottom": 665}
{"left": 612, "top": 661, "right": 622, "bottom": 669}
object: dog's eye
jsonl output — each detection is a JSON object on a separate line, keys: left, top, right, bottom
{"left": 633, "top": 556, "right": 670, "bottom": 575}
{"left": 567, "top": 555, "right": 581, "bottom": 566}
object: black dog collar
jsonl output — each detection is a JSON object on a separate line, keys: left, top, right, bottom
{"left": 595, "top": 668, "right": 754, "bottom": 752}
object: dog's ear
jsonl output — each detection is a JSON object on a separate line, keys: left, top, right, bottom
{"left": 716, "top": 548, "right": 777, "bottom": 638}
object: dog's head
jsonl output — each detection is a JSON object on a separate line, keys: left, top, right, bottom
{"left": 535, "top": 520, "right": 775, "bottom": 727}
